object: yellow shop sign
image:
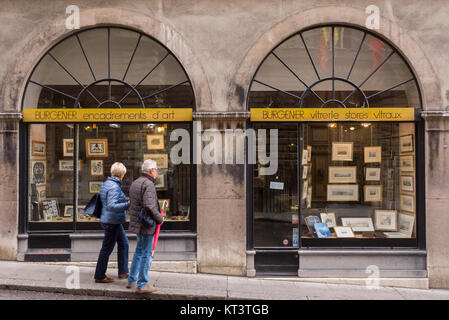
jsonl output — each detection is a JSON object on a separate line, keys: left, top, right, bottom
{"left": 250, "top": 108, "right": 415, "bottom": 122}
{"left": 23, "top": 108, "right": 193, "bottom": 122}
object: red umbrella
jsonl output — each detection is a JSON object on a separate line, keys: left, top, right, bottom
{"left": 152, "top": 207, "right": 165, "bottom": 257}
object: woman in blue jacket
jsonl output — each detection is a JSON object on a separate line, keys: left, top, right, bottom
{"left": 94, "top": 162, "right": 130, "bottom": 283}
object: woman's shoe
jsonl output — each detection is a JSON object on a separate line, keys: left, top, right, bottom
{"left": 95, "top": 277, "right": 114, "bottom": 283}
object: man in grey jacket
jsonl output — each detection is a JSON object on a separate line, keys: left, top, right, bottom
{"left": 126, "top": 159, "right": 164, "bottom": 293}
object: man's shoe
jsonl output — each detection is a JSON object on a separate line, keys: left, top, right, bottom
{"left": 95, "top": 277, "right": 114, "bottom": 283}
{"left": 126, "top": 282, "right": 136, "bottom": 289}
{"left": 136, "top": 284, "right": 158, "bottom": 293}
{"left": 118, "top": 273, "right": 129, "bottom": 279}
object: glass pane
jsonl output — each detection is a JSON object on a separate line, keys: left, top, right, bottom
{"left": 301, "top": 26, "right": 333, "bottom": 79}
{"left": 300, "top": 122, "right": 416, "bottom": 241}
{"left": 253, "top": 123, "right": 299, "bottom": 247}
{"left": 29, "top": 124, "right": 74, "bottom": 224}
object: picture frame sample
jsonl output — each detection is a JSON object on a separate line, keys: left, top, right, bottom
{"left": 365, "top": 167, "right": 381, "bottom": 181}
{"left": 155, "top": 174, "right": 167, "bottom": 190}
{"left": 314, "top": 222, "right": 331, "bottom": 238}
{"left": 320, "top": 212, "right": 337, "bottom": 228}
{"left": 31, "top": 160, "right": 46, "bottom": 185}
{"left": 400, "top": 175, "right": 414, "bottom": 192}
{"left": 328, "top": 166, "right": 357, "bottom": 183}
{"left": 64, "top": 205, "right": 73, "bottom": 217}
{"left": 144, "top": 153, "right": 168, "bottom": 169}
{"left": 89, "top": 181, "right": 103, "bottom": 193}
{"left": 364, "top": 185, "right": 382, "bottom": 202}
{"left": 327, "top": 184, "right": 359, "bottom": 201}
{"left": 86, "top": 139, "right": 108, "bottom": 157}
{"left": 374, "top": 210, "right": 397, "bottom": 231}
{"left": 364, "top": 146, "right": 382, "bottom": 163}
{"left": 334, "top": 226, "right": 355, "bottom": 238}
{"left": 341, "top": 217, "right": 375, "bottom": 232}
{"left": 400, "top": 155, "right": 414, "bottom": 172}
{"left": 63, "top": 138, "right": 74, "bottom": 157}
{"left": 42, "top": 199, "right": 59, "bottom": 218}
{"left": 301, "top": 149, "right": 308, "bottom": 165}
{"left": 398, "top": 213, "right": 415, "bottom": 238}
{"left": 58, "top": 160, "right": 82, "bottom": 171}
{"left": 147, "top": 134, "right": 165, "bottom": 150}
{"left": 302, "top": 180, "right": 308, "bottom": 199}
{"left": 307, "top": 145, "right": 312, "bottom": 162}
{"left": 400, "top": 194, "right": 415, "bottom": 213}
{"left": 304, "top": 215, "right": 321, "bottom": 233}
{"left": 399, "top": 134, "right": 414, "bottom": 153}
{"left": 31, "top": 140, "right": 46, "bottom": 156}
{"left": 331, "top": 142, "right": 353, "bottom": 161}
{"left": 90, "top": 159, "right": 104, "bottom": 176}
{"left": 302, "top": 165, "right": 309, "bottom": 179}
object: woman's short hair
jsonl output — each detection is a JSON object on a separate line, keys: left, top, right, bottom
{"left": 111, "top": 162, "right": 127, "bottom": 178}
{"left": 142, "top": 159, "right": 157, "bottom": 174}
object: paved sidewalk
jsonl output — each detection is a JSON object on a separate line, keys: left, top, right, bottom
{"left": 0, "top": 261, "right": 449, "bottom": 300}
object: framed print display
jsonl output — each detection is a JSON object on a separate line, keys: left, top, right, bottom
{"left": 399, "top": 134, "right": 414, "bottom": 153}
{"left": 147, "top": 134, "right": 165, "bottom": 150}
{"left": 328, "top": 166, "right": 357, "bottom": 183}
{"left": 31, "top": 160, "right": 46, "bottom": 185}
{"left": 365, "top": 167, "right": 381, "bottom": 181}
{"left": 42, "top": 199, "right": 59, "bottom": 218}
{"left": 400, "top": 175, "right": 414, "bottom": 192}
{"left": 320, "top": 212, "right": 336, "bottom": 228}
{"left": 144, "top": 153, "right": 168, "bottom": 169}
{"left": 398, "top": 213, "right": 415, "bottom": 238}
{"left": 400, "top": 155, "right": 414, "bottom": 172}
{"left": 302, "top": 180, "right": 308, "bottom": 199}
{"left": 64, "top": 205, "right": 73, "bottom": 217}
{"left": 364, "top": 185, "right": 382, "bottom": 202}
{"left": 86, "top": 139, "right": 108, "bottom": 157}
{"left": 307, "top": 145, "right": 312, "bottom": 162}
{"left": 302, "top": 166, "right": 309, "bottom": 179}
{"left": 89, "top": 181, "right": 103, "bottom": 194}
{"left": 90, "top": 160, "right": 104, "bottom": 176}
{"left": 364, "top": 146, "right": 382, "bottom": 163}
{"left": 341, "top": 217, "right": 374, "bottom": 232}
{"left": 155, "top": 174, "right": 167, "bottom": 190}
{"left": 331, "top": 142, "right": 353, "bottom": 161}
{"left": 31, "top": 140, "right": 46, "bottom": 157}
{"left": 400, "top": 194, "right": 415, "bottom": 213}
{"left": 327, "top": 184, "right": 359, "bottom": 201}
{"left": 58, "top": 160, "right": 82, "bottom": 171}
{"left": 301, "top": 149, "right": 308, "bottom": 165}
{"left": 374, "top": 210, "right": 397, "bottom": 231}
{"left": 304, "top": 215, "right": 321, "bottom": 233}
{"left": 314, "top": 223, "right": 331, "bottom": 238}
{"left": 63, "top": 138, "right": 74, "bottom": 157}
{"left": 334, "top": 226, "right": 355, "bottom": 238}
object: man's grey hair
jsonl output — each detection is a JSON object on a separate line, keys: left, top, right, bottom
{"left": 142, "top": 159, "right": 157, "bottom": 174}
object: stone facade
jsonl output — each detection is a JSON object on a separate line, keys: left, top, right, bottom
{"left": 1, "top": 0, "right": 449, "bottom": 287}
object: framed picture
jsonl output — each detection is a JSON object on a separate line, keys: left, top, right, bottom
{"left": 400, "top": 175, "right": 414, "bottom": 192}
{"left": 302, "top": 180, "right": 308, "bottom": 199}
{"left": 365, "top": 167, "right": 381, "bottom": 181}
{"left": 144, "top": 153, "right": 168, "bottom": 169}
{"left": 31, "top": 140, "right": 46, "bottom": 156}
{"left": 304, "top": 215, "right": 321, "bottom": 233}
{"left": 147, "top": 134, "right": 165, "bottom": 150}
{"left": 58, "top": 160, "right": 82, "bottom": 171}
{"left": 301, "top": 149, "right": 308, "bottom": 165}
{"left": 64, "top": 205, "right": 74, "bottom": 217}
{"left": 327, "top": 184, "right": 359, "bottom": 201}
{"left": 307, "top": 145, "right": 312, "bottom": 162}
{"left": 399, "top": 134, "right": 414, "bottom": 153}
{"left": 42, "top": 199, "right": 59, "bottom": 218}
{"left": 31, "top": 160, "right": 46, "bottom": 185}
{"left": 374, "top": 210, "right": 397, "bottom": 231}
{"left": 155, "top": 174, "right": 167, "bottom": 190}
{"left": 400, "top": 155, "right": 414, "bottom": 172}
{"left": 63, "top": 138, "right": 74, "bottom": 157}
{"left": 89, "top": 181, "right": 103, "bottom": 194}
{"left": 320, "top": 212, "right": 337, "bottom": 228}
{"left": 364, "top": 146, "right": 382, "bottom": 163}
{"left": 364, "top": 185, "right": 382, "bottom": 202}
{"left": 314, "top": 222, "right": 331, "bottom": 238}
{"left": 400, "top": 194, "right": 415, "bottom": 213}
{"left": 328, "top": 166, "right": 357, "bottom": 183}
{"left": 90, "top": 160, "right": 104, "bottom": 176}
{"left": 86, "top": 139, "right": 108, "bottom": 157}
{"left": 332, "top": 142, "right": 353, "bottom": 161}
{"left": 302, "top": 166, "right": 309, "bottom": 179}
{"left": 398, "top": 213, "right": 415, "bottom": 238}
{"left": 334, "top": 226, "right": 355, "bottom": 238}
{"left": 341, "top": 217, "right": 375, "bottom": 232}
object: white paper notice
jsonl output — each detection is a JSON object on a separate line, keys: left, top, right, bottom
{"left": 270, "top": 181, "right": 284, "bottom": 190}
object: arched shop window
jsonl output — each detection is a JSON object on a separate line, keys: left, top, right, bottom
{"left": 248, "top": 25, "right": 423, "bottom": 248}
{"left": 22, "top": 27, "right": 195, "bottom": 231}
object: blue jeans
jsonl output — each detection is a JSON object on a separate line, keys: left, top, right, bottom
{"left": 94, "top": 223, "right": 129, "bottom": 280}
{"left": 128, "top": 234, "right": 154, "bottom": 289}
